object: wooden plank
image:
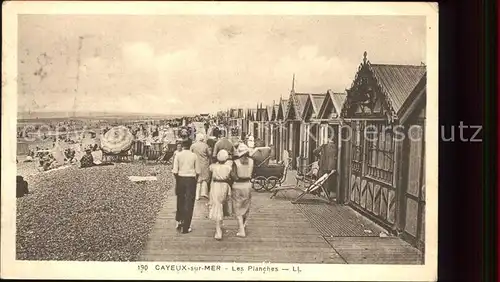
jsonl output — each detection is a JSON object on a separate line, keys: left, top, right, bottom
{"left": 146, "top": 236, "right": 327, "bottom": 244}
{"left": 141, "top": 179, "right": 336, "bottom": 262}
{"left": 143, "top": 247, "right": 336, "bottom": 256}
{"left": 325, "top": 237, "right": 423, "bottom": 265}
{"left": 141, "top": 254, "right": 345, "bottom": 264}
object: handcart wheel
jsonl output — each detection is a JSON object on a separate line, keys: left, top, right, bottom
{"left": 252, "top": 176, "right": 267, "bottom": 192}
{"left": 265, "top": 176, "right": 280, "bottom": 191}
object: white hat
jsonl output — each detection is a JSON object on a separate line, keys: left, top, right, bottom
{"left": 248, "top": 136, "right": 255, "bottom": 142}
{"left": 217, "top": 149, "right": 229, "bottom": 162}
{"left": 247, "top": 140, "right": 255, "bottom": 149}
{"left": 236, "top": 143, "right": 250, "bottom": 157}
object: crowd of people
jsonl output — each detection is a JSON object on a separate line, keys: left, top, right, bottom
{"left": 172, "top": 130, "right": 258, "bottom": 240}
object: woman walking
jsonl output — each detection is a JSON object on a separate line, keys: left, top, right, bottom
{"left": 208, "top": 149, "right": 232, "bottom": 240}
{"left": 230, "top": 143, "right": 254, "bottom": 237}
{"left": 190, "top": 133, "right": 211, "bottom": 200}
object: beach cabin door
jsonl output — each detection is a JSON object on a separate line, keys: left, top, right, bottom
{"left": 308, "top": 124, "right": 319, "bottom": 164}
{"left": 291, "top": 121, "right": 301, "bottom": 169}
{"left": 401, "top": 121, "right": 426, "bottom": 250}
{"left": 338, "top": 124, "right": 351, "bottom": 204}
{"left": 349, "top": 121, "right": 365, "bottom": 205}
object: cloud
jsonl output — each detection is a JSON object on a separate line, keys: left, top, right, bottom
{"left": 18, "top": 16, "right": 426, "bottom": 115}
{"left": 122, "top": 42, "right": 156, "bottom": 71}
{"left": 274, "top": 45, "right": 355, "bottom": 94}
{"left": 20, "top": 39, "right": 357, "bottom": 114}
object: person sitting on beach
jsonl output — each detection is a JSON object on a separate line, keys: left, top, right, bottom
{"left": 43, "top": 155, "right": 56, "bottom": 171}
{"left": 80, "top": 148, "right": 94, "bottom": 168}
{"left": 306, "top": 160, "right": 320, "bottom": 180}
{"left": 16, "top": 176, "right": 29, "bottom": 198}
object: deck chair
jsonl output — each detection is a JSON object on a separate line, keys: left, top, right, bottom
{"left": 271, "top": 169, "right": 336, "bottom": 204}
{"left": 295, "top": 162, "right": 318, "bottom": 189}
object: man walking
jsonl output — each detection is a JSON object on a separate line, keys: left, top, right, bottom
{"left": 172, "top": 139, "right": 200, "bottom": 234}
{"left": 212, "top": 131, "right": 235, "bottom": 162}
{"left": 313, "top": 129, "right": 338, "bottom": 197}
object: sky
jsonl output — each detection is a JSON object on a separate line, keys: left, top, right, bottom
{"left": 18, "top": 15, "right": 426, "bottom": 115}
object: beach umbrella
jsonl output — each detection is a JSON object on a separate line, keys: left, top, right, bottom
{"left": 100, "top": 126, "right": 134, "bottom": 154}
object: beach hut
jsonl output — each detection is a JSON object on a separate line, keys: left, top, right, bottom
{"left": 273, "top": 97, "right": 289, "bottom": 163}
{"left": 256, "top": 104, "right": 268, "bottom": 145}
{"left": 247, "top": 108, "right": 258, "bottom": 138}
{"left": 264, "top": 104, "right": 274, "bottom": 147}
{"left": 340, "top": 52, "right": 426, "bottom": 250}
{"left": 285, "top": 90, "right": 309, "bottom": 170}
{"left": 300, "top": 93, "right": 328, "bottom": 167}
{"left": 314, "top": 90, "right": 347, "bottom": 200}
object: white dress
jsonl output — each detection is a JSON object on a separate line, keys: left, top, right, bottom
{"left": 208, "top": 162, "right": 232, "bottom": 221}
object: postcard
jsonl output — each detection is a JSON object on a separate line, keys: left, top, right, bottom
{"left": 2, "top": 1, "right": 438, "bottom": 280}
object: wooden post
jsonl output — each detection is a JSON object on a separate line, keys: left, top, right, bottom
{"left": 395, "top": 121, "right": 406, "bottom": 232}
{"left": 336, "top": 123, "right": 343, "bottom": 204}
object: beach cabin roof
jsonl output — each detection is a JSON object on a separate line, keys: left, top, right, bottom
{"left": 256, "top": 107, "right": 268, "bottom": 122}
{"left": 399, "top": 73, "right": 426, "bottom": 124}
{"left": 248, "top": 108, "right": 257, "bottom": 121}
{"left": 272, "top": 104, "right": 279, "bottom": 121}
{"left": 286, "top": 92, "right": 309, "bottom": 121}
{"left": 318, "top": 90, "right": 347, "bottom": 120}
{"left": 277, "top": 98, "right": 288, "bottom": 121}
{"left": 266, "top": 106, "right": 273, "bottom": 122}
{"left": 341, "top": 52, "right": 426, "bottom": 123}
{"left": 302, "top": 93, "right": 327, "bottom": 121}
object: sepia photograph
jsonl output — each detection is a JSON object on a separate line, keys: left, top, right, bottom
{"left": 2, "top": 2, "right": 438, "bottom": 280}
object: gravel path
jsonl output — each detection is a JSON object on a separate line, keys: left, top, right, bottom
{"left": 16, "top": 163, "right": 173, "bottom": 261}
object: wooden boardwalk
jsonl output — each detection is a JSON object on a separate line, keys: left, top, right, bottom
{"left": 140, "top": 170, "right": 423, "bottom": 264}
{"left": 140, "top": 186, "right": 345, "bottom": 263}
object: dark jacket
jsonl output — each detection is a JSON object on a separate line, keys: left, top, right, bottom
{"left": 313, "top": 141, "right": 338, "bottom": 172}
{"left": 212, "top": 138, "right": 234, "bottom": 159}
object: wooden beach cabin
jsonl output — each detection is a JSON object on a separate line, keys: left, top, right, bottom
{"left": 265, "top": 105, "right": 274, "bottom": 147}
{"left": 273, "top": 97, "right": 289, "bottom": 162}
{"left": 299, "top": 93, "right": 327, "bottom": 170}
{"left": 269, "top": 102, "right": 280, "bottom": 160}
{"left": 340, "top": 52, "right": 427, "bottom": 250}
{"left": 256, "top": 104, "right": 268, "bottom": 145}
{"left": 246, "top": 108, "right": 258, "bottom": 139}
{"left": 285, "top": 91, "right": 309, "bottom": 170}
{"left": 315, "top": 90, "right": 347, "bottom": 201}
{"left": 241, "top": 109, "right": 249, "bottom": 139}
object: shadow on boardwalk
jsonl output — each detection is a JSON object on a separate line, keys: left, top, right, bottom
{"left": 140, "top": 170, "right": 423, "bottom": 264}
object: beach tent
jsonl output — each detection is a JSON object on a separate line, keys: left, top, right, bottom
{"left": 51, "top": 142, "right": 66, "bottom": 166}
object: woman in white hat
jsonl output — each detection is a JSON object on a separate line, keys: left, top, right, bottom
{"left": 208, "top": 149, "right": 232, "bottom": 240}
{"left": 230, "top": 143, "right": 254, "bottom": 237}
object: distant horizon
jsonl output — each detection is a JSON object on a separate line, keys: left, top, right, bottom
{"left": 17, "top": 110, "right": 208, "bottom": 120}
